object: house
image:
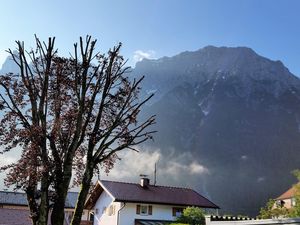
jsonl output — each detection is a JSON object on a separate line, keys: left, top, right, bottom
{"left": 275, "top": 186, "right": 297, "bottom": 209}
{"left": 84, "top": 178, "right": 219, "bottom": 225}
{"left": 0, "top": 191, "right": 93, "bottom": 225}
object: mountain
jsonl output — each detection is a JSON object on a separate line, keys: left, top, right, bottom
{"left": 132, "top": 46, "right": 300, "bottom": 216}
{"left": 0, "top": 53, "right": 19, "bottom": 74}
{"left": 1, "top": 46, "right": 300, "bottom": 216}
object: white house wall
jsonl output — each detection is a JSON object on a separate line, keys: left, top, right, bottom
{"left": 119, "top": 203, "right": 177, "bottom": 225}
{"left": 93, "top": 191, "right": 119, "bottom": 225}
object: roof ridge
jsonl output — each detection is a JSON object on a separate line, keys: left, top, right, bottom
{"left": 101, "top": 179, "right": 192, "bottom": 190}
{"left": 0, "top": 190, "right": 78, "bottom": 196}
{"left": 101, "top": 179, "right": 138, "bottom": 185}
{"left": 0, "top": 190, "right": 25, "bottom": 194}
{"left": 150, "top": 184, "right": 192, "bottom": 190}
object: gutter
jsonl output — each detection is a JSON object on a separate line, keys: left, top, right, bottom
{"left": 117, "top": 202, "right": 126, "bottom": 225}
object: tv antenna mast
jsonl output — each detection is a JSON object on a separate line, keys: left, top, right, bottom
{"left": 154, "top": 161, "right": 158, "bottom": 185}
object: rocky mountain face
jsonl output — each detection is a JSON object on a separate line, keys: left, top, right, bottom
{"left": 132, "top": 46, "right": 300, "bottom": 216}
{"left": 0, "top": 53, "right": 19, "bottom": 74}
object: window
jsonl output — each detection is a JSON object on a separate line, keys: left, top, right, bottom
{"left": 108, "top": 204, "right": 116, "bottom": 216}
{"left": 276, "top": 200, "right": 285, "bottom": 208}
{"left": 141, "top": 205, "right": 148, "bottom": 215}
{"left": 172, "top": 207, "right": 184, "bottom": 217}
{"left": 136, "top": 205, "right": 152, "bottom": 215}
{"left": 292, "top": 198, "right": 296, "bottom": 207}
{"left": 89, "top": 213, "right": 94, "bottom": 222}
{"left": 95, "top": 208, "right": 99, "bottom": 215}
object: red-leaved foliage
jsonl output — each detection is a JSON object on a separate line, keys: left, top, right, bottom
{"left": 0, "top": 36, "right": 155, "bottom": 225}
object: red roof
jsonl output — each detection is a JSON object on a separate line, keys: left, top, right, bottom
{"left": 85, "top": 180, "right": 219, "bottom": 209}
{"left": 0, "top": 208, "right": 32, "bottom": 225}
{"left": 276, "top": 186, "right": 296, "bottom": 200}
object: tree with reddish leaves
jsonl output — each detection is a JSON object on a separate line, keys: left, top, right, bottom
{"left": 0, "top": 36, "right": 155, "bottom": 225}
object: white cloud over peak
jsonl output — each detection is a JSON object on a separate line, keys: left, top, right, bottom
{"left": 241, "top": 155, "right": 248, "bottom": 160}
{"left": 257, "top": 177, "right": 265, "bottom": 182}
{"left": 102, "top": 149, "right": 160, "bottom": 180}
{"left": 99, "top": 147, "right": 209, "bottom": 184}
{"left": 133, "top": 50, "right": 156, "bottom": 63}
{"left": 190, "top": 162, "right": 209, "bottom": 174}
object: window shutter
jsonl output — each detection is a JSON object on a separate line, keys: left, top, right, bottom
{"left": 136, "top": 205, "right": 141, "bottom": 214}
{"left": 148, "top": 205, "right": 152, "bottom": 215}
{"left": 172, "top": 207, "right": 176, "bottom": 216}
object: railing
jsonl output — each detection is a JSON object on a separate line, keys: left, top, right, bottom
{"left": 205, "top": 215, "right": 300, "bottom": 225}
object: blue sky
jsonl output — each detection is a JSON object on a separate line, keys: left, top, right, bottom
{"left": 0, "top": 0, "right": 300, "bottom": 75}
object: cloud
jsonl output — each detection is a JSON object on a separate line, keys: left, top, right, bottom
{"left": 99, "top": 148, "right": 209, "bottom": 185}
{"left": 241, "top": 155, "right": 248, "bottom": 160}
{"left": 133, "top": 50, "right": 156, "bottom": 63}
{"left": 102, "top": 149, "right": 160, "bottom": 180}
{"left": 190, "top": 162, "right": 209, "bottom": 174}
{"left": 257, "top": 177, "right": 265, "bottom": 182}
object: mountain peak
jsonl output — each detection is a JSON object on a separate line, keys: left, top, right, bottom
{"left": 133, "top": 45, "right": 300, "bottom": 103}
{"left": 0, "top": 52, "right": 19, "bottom": 74}
{"left": 200, "top": 45, "right": 255, "bottom": 54}
{"left": 135, "top": 45, "right": 295, "bottom": 80}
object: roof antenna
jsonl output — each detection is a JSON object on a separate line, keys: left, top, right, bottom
{"left": 154, "top": 161, "right": 158, "bottom": 186}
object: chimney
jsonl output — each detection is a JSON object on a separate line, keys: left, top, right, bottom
{"left": 140, "top": 177, "right": 150, "bottom": 188}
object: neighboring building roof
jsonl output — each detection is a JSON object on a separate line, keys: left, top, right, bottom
{"left": 276, "top": 186, "right": 296, "bottom": 200}
{"left": 0, "top": 191, "right": 28, "bottom": 206}
{"left": 0, "top": 191, "right": 79, "bottom": 208}
{"left": 0, "top": 208, "right": 31, "bottom": 225}
{"left": 85, "top": 180, "right": 219, "bottom": 209}
{"left": 65, "top": 192, "right": 79, "bottom": 208}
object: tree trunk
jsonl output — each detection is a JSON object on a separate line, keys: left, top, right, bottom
{"left": 71, "top": 164, "right": 94, "bottom": 225}
{"left": 51, "top": 185, "right": 67, "bottom": 225}
{"left": 38, "top": 174, "right": 50, "bottom": 225}
{"left": 26, "top": 186, "right": 38, "bottom": 225}
{"left": 51, "top": 170, "right": 71, "bottom": 225}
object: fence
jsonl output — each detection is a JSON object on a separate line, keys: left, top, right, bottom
{"left": 205, "top": 215, "right": 300, "bottom": 225}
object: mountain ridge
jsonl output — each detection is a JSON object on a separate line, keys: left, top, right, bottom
{"left": 133, "top": 46, "right": 300, "bottom": 216}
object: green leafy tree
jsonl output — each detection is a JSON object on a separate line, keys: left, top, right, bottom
{"left": 258, "top": 170, "right": 300, "bottom": 219}
{"left": 288, "top": 170, "right": 300, "bottom": 217}
{"left": 259, "top": 198, "right": 291, "bottom": 219}
{"left": 259, "top": 199, "right": 276, "bottom": 219}
{"left": 175, "top": 207, "right": 205, "bottom": 225}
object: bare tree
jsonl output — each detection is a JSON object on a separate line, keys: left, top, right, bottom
{"left": 0, "top": 35, "right": 155, "bottom": 225}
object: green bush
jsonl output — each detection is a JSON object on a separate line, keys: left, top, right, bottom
{"left": 175, "top": 207, "right": 205, "bottom": 225}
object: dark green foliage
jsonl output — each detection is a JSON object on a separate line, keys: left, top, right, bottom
{"left": 175, "top": 207, "right": 205, "bottom": 225}
{"left": 258, "top": 199, "right": 290, "bottom": 219}
{"left": 289, "top": 170, "right": 300, "bottom": 217}
{"left": 258, "top": 170, "right": 300, "bottom": 219}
